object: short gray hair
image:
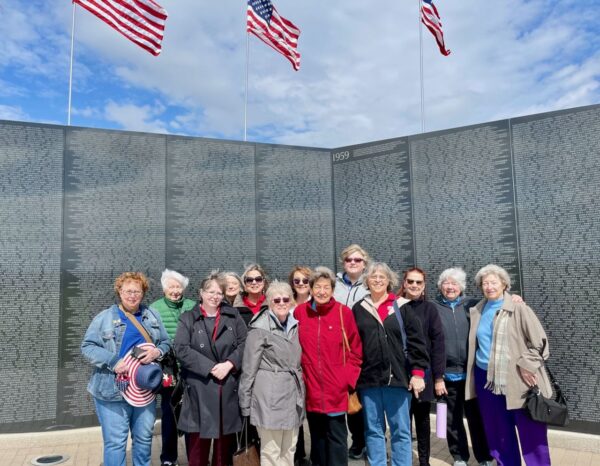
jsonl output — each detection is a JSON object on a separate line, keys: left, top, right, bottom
{"left": 219, "top": 271, "right": 243, "bottom": 288}
{"left": 265, "top": 280, "right": 294, "bottom": 305}
{"left": 365, "top": 262, "right": 399, "bottom": 292}
{"left": 161, "top": 269, "right": 189, "bottom": 290}
{"left": 474, "top": 264, "right": 511, "bottom": 291}
{"left": 437, "top": 268, "right": 467, "bottom": 292}
{"left": 309, "top": 266, "right": 336, "bottom": 289}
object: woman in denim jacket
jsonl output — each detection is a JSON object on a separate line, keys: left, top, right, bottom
{"left": 81, "top": 271, "right": 171, "bottom": 466}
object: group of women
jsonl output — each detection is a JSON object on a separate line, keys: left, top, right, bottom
{"left": 82, "top": 244, "right": 554, "bottom": 466}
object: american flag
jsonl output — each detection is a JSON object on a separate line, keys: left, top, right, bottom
{"left": 247, "top": 0, "right": 301, "bottom": 71}
{"left": 421, "top": 0, "right": 450, "bottom": 56}
{"left": 73, "top": 0, "right": 168, "bottom": 56}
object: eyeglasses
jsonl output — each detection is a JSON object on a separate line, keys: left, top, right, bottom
{"left": 272, "top": 297, "right": 291, "bottom": 304}
{"left": 368, "top": 275, "right": 388, "bottom": 283}
{"left": 245, "top": 276, "right": 264, "bottom": 284}
{"left": 405, "top": 279, "right": 424, "bottom": 285}
{"left": 482, "top": 281, "right": 501, "bottom": 287}
{"left": 344, "top": 257, "right": 364, "bottom": 263}
{"left": 293, "top": 278, "right": 309, "bottom": 285}
{"left": 121, "top": 290, "right": 143, "bottom": 296}
{"left": 203, "top": 290, "right": 224, "bottom": 297}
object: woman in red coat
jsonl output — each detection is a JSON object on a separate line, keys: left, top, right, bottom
{"left": 294, "top": 266, "right": 363, "bottom": 466}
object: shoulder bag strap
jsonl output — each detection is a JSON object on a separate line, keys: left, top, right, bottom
{"left": 392, "top": 301, "right": 408, "bottom": 358}
{"left": 340, "top": 305, "right": 350, "bottom": 365}
{"left": 122, "top": 309, "right": 153, "bottom": 343}
{"left": 539, "top": 339, "right": 565, "bottom": 402}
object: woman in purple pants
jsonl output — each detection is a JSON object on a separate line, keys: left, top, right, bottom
{"left": 465, "top": 264, "right": 553, "bottom": 466}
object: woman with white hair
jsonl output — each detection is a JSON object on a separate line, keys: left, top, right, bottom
{"left": 433, "top": 268, "right": 493, "bottom": 466}
{"left": 150, "top": 269, "right": 196, "bottom": 466}
{"left": 465, "top": 264, "right": 552, "bottom": 466}
{"left": 239, "top": 280, "right": 305, "bottom": 466}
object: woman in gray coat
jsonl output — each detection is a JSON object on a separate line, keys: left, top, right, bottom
{"left": 174, "top": 274, "right": 248, "bottom": 466}
{"left": 239, "top": 280, "right": 305, "bottom": 466}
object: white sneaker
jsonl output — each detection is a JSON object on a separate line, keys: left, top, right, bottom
{"left": 479, "top": 462, "right": 494, "bottom": 466}
{"left": 453, "top": 461, "right": 468, "bottom": 466}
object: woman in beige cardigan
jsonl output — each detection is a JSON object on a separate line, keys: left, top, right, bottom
{"left": 465, "top": 264, "right": 552, "bottom": 466}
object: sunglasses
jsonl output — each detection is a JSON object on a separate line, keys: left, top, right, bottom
{"left": 245, "top": 276, "right": 264, "bottom": 284}
{"left": 293, "top": 278, "right": 309, "bottom": 285}
{"left": 273, "top": 297, "right": 291, "bottom": 304}
{"left": 405, "top": 279, "right": 424, "bottom": 285}
{"left": 344, "top": 257, "right": 364, "bottom": 263}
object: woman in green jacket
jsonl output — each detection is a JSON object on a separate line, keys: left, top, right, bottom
{"left": 150, "top": 269, "right": 196, "bottom": 466}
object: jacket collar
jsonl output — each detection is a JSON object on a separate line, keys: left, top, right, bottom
{"left": 309, "top": 297, "right": 336, "bottom": 315}
{"left": 191, "top": 302, "right": 237, "bottom": 320}
{"left": 474, "top": 291, "right": 514, "bottom": 314}
{"left": 336, "top": 272, "right": 364, "bottom": 288}
{"left": 435, "top": 293, "right": 464, "bottom": 308}
{"left": 358, "top": 296, "right": 380, "bottom": 323}
{"left": 249, "top": 308, "right": 299, "bottom": 332}
{"left": 232, "top": 294, "right": 245, "bottom": 307}
{"left": 359, "top": 293, "right": 395, "bottom": 324}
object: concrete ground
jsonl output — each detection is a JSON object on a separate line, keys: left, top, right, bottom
{"left": 1, "top": 417, "right": 598, "bottom": 466}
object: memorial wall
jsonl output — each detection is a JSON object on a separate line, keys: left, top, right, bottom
{"left": 1, "top": 103, "right": 598, "bottom": 434}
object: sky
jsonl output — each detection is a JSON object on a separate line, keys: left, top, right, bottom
{"left": 1, "top": 0, "right": 599, "bottom": 148}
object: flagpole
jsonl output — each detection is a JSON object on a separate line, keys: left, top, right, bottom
{"left": 67, "top": 2, "right": 76, "bottom": 126}
{"left": 418, "top": 0, "right": 425, "bottom": 133}
{"left": 244, "top": 33, "right": 250, "bottom": 142}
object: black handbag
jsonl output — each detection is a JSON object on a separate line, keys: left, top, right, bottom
{"left": 524, "top": 365, "right": 569, "bottom": 427}
{"left": 169, "top": 376, "right": 186, "bottom": 437}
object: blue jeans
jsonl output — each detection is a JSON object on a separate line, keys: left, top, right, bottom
{"left": 94, "top": 397, "right": 157, "bottom": 466}
{"left": 360, "top": 386, "right": 412, "bottom": 466}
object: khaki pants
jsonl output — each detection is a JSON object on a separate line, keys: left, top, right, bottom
{"left": 256, "top": 427, "right": 299, "bottom": 466}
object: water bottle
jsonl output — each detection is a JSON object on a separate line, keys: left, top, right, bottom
{"left": 436, "top": 397, "right": 447, "bottom": 438}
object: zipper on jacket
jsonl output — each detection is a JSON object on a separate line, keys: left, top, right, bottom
{"left": 452, "top": 308, "right": 460, "bottom": 365}
{"left": 384, "top": 331, "right": 393, "bottom": 386}
{"left": 317, "top": 314, "right": 326, "bottom": 413}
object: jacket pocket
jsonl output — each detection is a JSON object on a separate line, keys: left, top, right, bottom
{"left": 101, "top": 330, "right": 116, "bottom": 353}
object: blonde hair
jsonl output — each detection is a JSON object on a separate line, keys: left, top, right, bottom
{"left": 339, "top": 244, "right": 371, "bottom": 267}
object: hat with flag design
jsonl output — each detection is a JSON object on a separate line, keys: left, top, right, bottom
{"left": 119, "top": 342, "right": 162, "bottom": 407}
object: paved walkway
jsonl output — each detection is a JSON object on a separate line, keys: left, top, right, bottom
{"left": 1, "top": 418, "right": 598, "bottom": 466}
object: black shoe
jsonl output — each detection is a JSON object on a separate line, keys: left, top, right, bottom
{"left": 348, "top": 445, "right": 366, "bottom": 459}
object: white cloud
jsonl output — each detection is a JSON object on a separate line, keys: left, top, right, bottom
{"left": 103, "top": 101, "right": 169, "bottom": 134}
{"left": 0, "top": 105, "right": 28, "bottom": 121}
{"left": 0, "top": 0, "right": 598, "bottom": 146}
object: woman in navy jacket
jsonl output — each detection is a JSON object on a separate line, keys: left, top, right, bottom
{"left": 398, "top": 267, "right": 446, "bottom": 466}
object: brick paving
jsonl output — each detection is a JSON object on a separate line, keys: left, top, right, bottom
{"left": 1, "top": 419, "right": 598, "bottom": 466}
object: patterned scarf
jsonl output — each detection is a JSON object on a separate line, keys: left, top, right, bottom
{"left": 485, "top": 309, "right": 510, "bottom": 395}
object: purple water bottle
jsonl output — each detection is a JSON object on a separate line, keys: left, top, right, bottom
{"left": 436, "top": 397, "right": 447, "bottom": 438}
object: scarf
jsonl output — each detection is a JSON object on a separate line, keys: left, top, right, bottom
{"left": 485, "top": 309, "right": 510, "bottom": 395}
{"left": 243, "top": 294, "right": 266, "bottom": 314}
